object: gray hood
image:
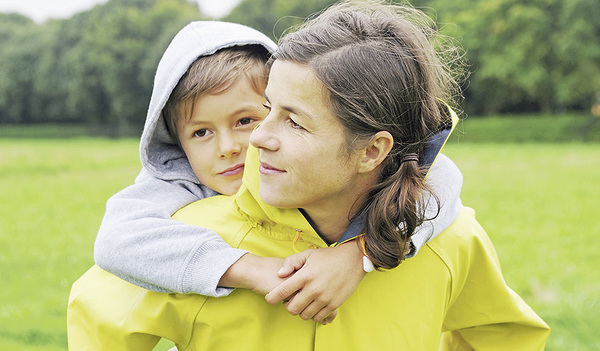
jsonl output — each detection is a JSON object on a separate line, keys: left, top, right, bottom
{"left": 139, "top": 21, "right": 277, "bottom": 183}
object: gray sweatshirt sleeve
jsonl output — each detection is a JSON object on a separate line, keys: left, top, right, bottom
{"left": 93, "top": 170, "right": 248, "bottom": 296}
{"left": 407, "top": 153, "right": 463, "bottom": 258}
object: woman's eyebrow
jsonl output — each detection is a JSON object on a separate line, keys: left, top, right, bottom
{"left": 264, "top": 92, "right": 313, "bottom": 119}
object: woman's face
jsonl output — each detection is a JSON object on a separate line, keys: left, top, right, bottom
{"left": 250, "top": 60, "right": 367, "bottom": 217}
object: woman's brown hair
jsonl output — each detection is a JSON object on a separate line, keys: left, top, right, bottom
{"left": 274, "top": 0, "right": 463, "bottom": 269}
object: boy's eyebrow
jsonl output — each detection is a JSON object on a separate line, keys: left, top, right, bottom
{"left": 184, "top": 119, "right": 208, "bottom": 127}
{"left": 184, "top": 105, "right": 262, "bottom": 127}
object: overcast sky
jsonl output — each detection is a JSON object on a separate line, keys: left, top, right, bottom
{"left": 0, "top": 0, "right": 242, "bottom": 22}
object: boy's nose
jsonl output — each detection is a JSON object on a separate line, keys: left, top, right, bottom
{"left": 219, "top": 133, "right": 242, "bottom": 159}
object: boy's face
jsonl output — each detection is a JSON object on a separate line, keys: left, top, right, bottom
{"left": 176, "top": 75, "right": 268, "bottom": 195}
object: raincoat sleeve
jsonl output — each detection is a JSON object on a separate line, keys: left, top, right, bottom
{"left": 93, "top": 169, "right": 248, "bottom": 296}
{"left": 435, "top": 208, "right": 550, "bottom": 351}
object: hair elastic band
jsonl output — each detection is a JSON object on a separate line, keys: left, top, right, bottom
{"left": 401, "top": 153, "right": 419, "bottom": 164}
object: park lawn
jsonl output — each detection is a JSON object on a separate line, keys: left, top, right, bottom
{"left": 0, "top": 138, "right": 598, "bottom": 350}
{"left": 0, "top": 139, "right": 141, "bottom": 350}
{"left": 444, "top": 142, "right": 600, "bottom": 350}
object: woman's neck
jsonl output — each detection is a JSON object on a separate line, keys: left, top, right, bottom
{"left": 300, "top": 208, "right": 351, "bottom": 244}
{"left": 301, "top": 187, "right": 371, "bottom": 244}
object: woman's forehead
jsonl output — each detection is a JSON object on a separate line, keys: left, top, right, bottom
{"left": 266, "top": 61, "right": 329, "bottom": 115}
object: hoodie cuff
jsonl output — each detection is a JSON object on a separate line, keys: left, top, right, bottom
{"left": 181, "top": 240, "right": 249, "bottom": 297}
{"left": 404, "top": 241, "right": 418, "bottom": 259}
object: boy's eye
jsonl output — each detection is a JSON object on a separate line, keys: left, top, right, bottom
{"left": 238, "top": 117, "right": 255, "bottom": 126}
{"left": 262, "top": 103, "right": 271, "bottom": 111}
{"left": 193, "top": 129, "right": 209, "bottom": 137}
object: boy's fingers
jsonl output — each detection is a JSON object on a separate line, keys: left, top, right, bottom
{"left": 284, "top": 285, "right": 325, "bottom": 317}
{"left": 265, "top": 277, "right": 304, "bottom": 304}
{"left": 278, "top": 251, "right": 312, "bottom": 277}
{"left": 313, "top": 307, "right": 336, "bottom": 324}
{"left": 296, "top": 300, "right": 326, "bottom": 321}
{"left": 320, "top": 310, "right": 338, "bottom": 325}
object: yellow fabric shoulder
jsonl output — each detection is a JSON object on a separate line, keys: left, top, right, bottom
{"left": 68, "top": 147, "right": 549, "bottom": 350}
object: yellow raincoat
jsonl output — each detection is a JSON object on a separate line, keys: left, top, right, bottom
{"left": 68, "top": 146, "right": 549, "bottom": 350}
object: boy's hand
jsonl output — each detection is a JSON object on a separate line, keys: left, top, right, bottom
{"left": 219, "top": 253, "right": 287, "bottom": 295}
{"left": 265, "top": 240, "right": 366, "bottom": 324}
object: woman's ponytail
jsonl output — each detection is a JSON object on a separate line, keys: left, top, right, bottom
{"left": 363, "top": 153, "right": 430, "bottom": 269}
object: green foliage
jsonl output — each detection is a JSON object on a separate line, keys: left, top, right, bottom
{"left": 0, "top": 124, "right": 90, "bottom": 139}
{"left": 1, "top": 138, "right": 598, "bottom": 349}
{"left": 0, "top": 13, "right": 34, "bottom": 41}
{"left": 0, "top": 0, "right": 599, "bottom": 131}
{"left": 0, "top": 0, "right": 202, "bottom": 136}
{"left": 424, "top": 0, "right": 600, "bottom": 114}
{"left": 64, "top": 0, "right": 202, "bottom": 137}
{"left": 224, "top": 0, "right": 337, "bottom": 40}
{"left": 0, "top": 21, "right": 46, "bottom": 123}
{"left": 226, "top": 0, "right": 600, "bottom": 115}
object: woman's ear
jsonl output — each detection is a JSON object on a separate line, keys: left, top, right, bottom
{"left": 358, "top": 131, "right": 393, "bottom": 174}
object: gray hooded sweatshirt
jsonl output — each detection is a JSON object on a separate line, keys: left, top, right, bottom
{"left": 93, "top": 21, "right": 464, "bottom": 297}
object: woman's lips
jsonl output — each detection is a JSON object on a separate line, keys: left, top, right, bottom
{"left": 219, "top": 164, "right": 244, "bottom": 176}
{"left": 259, "top": 161, "right": 285, "bottom": 175}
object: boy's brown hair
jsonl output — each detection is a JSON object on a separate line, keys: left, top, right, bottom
{"left": 163, "top": 45, "right": 270, "bottom": 144}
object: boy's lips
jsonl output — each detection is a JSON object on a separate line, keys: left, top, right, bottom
{"left": 218, "top": 164, "right": 244, "bottom": 176}
{"left": 259, "top": 161, "right": 285, "bottom": 175}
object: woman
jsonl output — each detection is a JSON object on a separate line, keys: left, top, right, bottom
{"left": 68, "top": 1, "right": 549, "bottom": 349}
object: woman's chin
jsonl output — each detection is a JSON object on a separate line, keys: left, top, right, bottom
{"left": 259, "top": 187, "right": 294, "bottom": 208}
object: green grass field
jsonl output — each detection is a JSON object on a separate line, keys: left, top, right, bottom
{"left": 0, "top": 136, "right": 598, "bottom": 350}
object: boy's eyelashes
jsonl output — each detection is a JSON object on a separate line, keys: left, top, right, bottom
{"left": 262, "top": 103, "right": 272, "bottom": 111}
{"left": 193, "top": 129, "right": 210, "bottom": 138}
{"left": 238, "top": 117, "right": 253, "bottom": 126}
{"left": 191, "top": 118, "right": 259, "bottom": 138}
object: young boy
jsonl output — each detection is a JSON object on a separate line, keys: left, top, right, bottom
{"left": 89, "top": 20, "right": 464, "bottom": 326}
{"left": 92, "top": 21, "right": 278, "bottom": 298}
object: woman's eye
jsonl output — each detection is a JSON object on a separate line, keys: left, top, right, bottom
{"left": 288, "top": 118, "right": 304, "bottom": 130}
{"left": 193, "top": 129, "right": 209, "bottom": 137}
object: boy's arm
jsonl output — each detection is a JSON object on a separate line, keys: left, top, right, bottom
{"left": 93, "top": 170, "right": 248, "bottom": 296}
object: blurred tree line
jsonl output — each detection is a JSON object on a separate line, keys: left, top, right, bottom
{"left": 0, "top": 0, "right": 201, "bottom": 136}
{"left": 0, "top": 0, "right": 598, "bottom": 136}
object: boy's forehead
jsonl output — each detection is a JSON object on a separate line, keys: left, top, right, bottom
{"left": 178, "top": 76, "right": 266, "bottom": 128}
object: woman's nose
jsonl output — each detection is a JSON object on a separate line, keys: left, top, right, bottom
{"left": 250, "top": 115, "right": 279, "bottom": 151}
